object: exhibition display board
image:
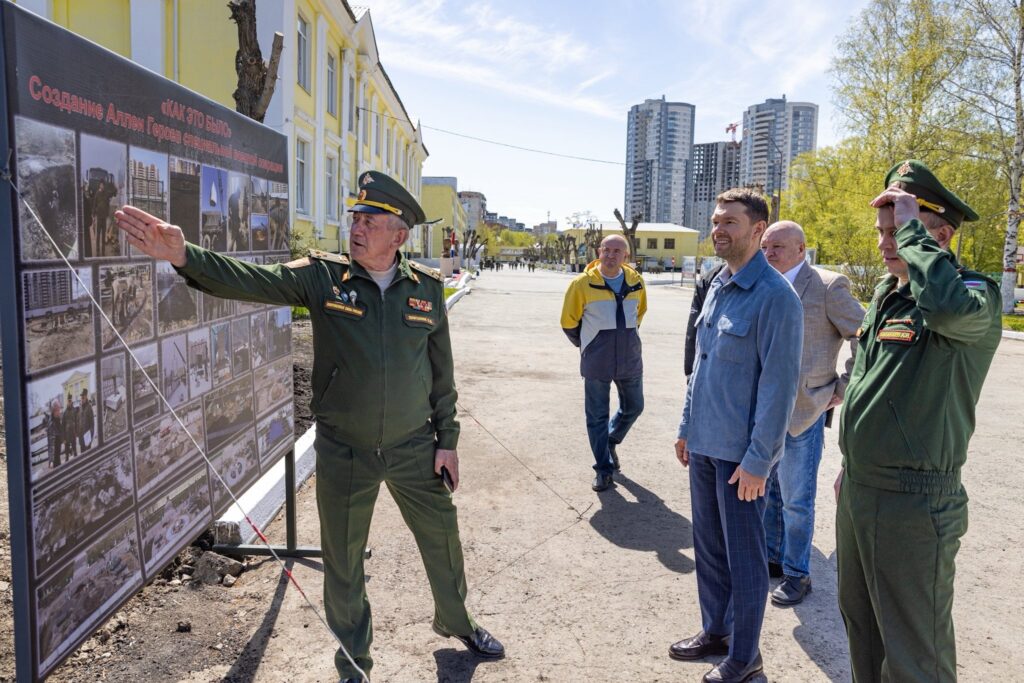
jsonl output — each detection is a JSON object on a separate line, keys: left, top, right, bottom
{"left": 0, "top": 3, "right": 295, "bottom": 679}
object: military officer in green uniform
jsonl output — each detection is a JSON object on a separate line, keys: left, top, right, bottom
{"left": 835, "top": 160, "right": 1001, "bottom": 682}
{"left": 115, "top": 171, "right": 504, "bottom": 682}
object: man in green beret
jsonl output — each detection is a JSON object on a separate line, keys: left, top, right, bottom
{"left": 835, "top": 160, "right": 1001, "bottom": 682}
{"left": 116, "top": 169, "right": 503, "bottom": 683}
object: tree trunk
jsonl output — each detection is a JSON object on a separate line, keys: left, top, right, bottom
{"left": 228, "top": 0, "right": 283, "bottom": 123}
{"left": 1002, "top": 3, "right": 1024, "bottom": 313}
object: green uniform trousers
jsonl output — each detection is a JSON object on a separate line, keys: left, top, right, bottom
{"left": 315, "top": 423, "right": 477, "bottom": 679}
{"left": 836, "top": 473, "right": 968, "bottom": 682}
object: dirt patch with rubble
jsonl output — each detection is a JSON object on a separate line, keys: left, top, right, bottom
{"left": 0, "top": 320, "right": 316, "bottom": 682}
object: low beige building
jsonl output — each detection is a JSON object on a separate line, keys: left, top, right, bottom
{"left": 564, "top": 222, "right": 698, "bottom": 269}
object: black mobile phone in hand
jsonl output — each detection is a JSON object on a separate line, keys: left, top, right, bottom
{"left": 440, "top": 466, "right": 454, "bottom": 493}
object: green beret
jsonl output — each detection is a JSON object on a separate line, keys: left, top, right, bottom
{"left": 883, "top": 159, "right": 978, "bottom": 228}
{"left": 347, "top": 170, "right": 426, "bottom": 229}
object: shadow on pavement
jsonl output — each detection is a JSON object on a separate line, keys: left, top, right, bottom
{"left": 222, "top": 559, "right": 293, "bottom": 683}
{"left": 779, "top": 547, "right": 849, "bottom": 682}
{"left": 432, "top": 647, "right": 487, "bottom": 682}
{"left": 588, "top": 473, "right": 695, "bottom": 574}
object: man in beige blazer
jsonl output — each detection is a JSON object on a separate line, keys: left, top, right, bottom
{"left": 761, "top": 221, "right": 864, "bottom": 606}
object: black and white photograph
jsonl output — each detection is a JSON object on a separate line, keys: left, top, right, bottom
{"left": 168, "top": 157, "right": 201, "bottom": 245}
{"left": 267, "top": 307, "right": 291, "bottom": 360}
{"left": 21, "top": 267, "right": 94, "bottom": 374}
{"left": 25, "top": 360, "right": 97, "bottom": 482}
{"left": 160, "top": 333, "right": 189, "bottom": 408}
{"left": 99, "top": 353, "right": 128, "bottom": 443}
{"left": 32, "top": 443, "right": 134, "bottom": 577}
{"left": 133, "top": 401, "right": 205, "bottom": 497}
{"left": 199, "top": 165, "right": 228, "bottom": 252}
{"left": 227, "top": 172, "right": 250, "bottom": 252}
{"left": 230, "top": 317, "right": 250, "bottom": 376}
{"left": 254, "top": 357, "right": 292, "bottom": 415}
{"left": 204, "top": 375, "right": 254, "bottom": 454}
{"left": 202, "top": 291, "right": 233, "bottom": 323}
{"left": 130, "top": 342, "right": 160, "bottom": 423}
{"left": 267, "top": 181, "right": 289, "bottom": 251}
{"left": 210, "top": 320, "right": 232, "bottom": 386}
{"left": 250, "top": 311, "right": 268, "bottom": 368}
{"left": 256, "top": 403, "right": 293, "bottom": 467}
{"left": 156, "top": 260, "right": 198, "bottom": 335}
{"left": 35, "top": 515, "right": 142, "bottom": 671}
{"left": 187, "top": 327, "right": 212, "bottom": 398}
{"left": 128, "top": 146, "right": 168, "bottom": 221}
{"left": 208, "top": 430, "right": 259, "bottom": 510}
{"left": 15, "top": 116, "right": 78, "bottom": 262}
{"left": 99, "top": 262, "right": 154, "bottom": 350}
{"left": 79, "top": 133, "right": 127, "bottom": 258}
{"left": 139, "top": 466, "right": 211, "bottom": 574}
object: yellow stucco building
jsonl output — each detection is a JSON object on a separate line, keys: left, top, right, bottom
{"left": 21, "top": 0, "right": 427, "bottom": 252}
{"left": 420, "top": 178, "right": 467, "bottom": 259}
{"left": 565, "top": 222, "right": 699, "bottom": 269}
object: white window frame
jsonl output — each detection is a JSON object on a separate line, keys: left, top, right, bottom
{"left": 295, "top": 137, "right": 310, "bottom": 214}
{"left": 325, "top": 153, "right": 338, "bottom": 221}
{"left": 385, "top": 126, "right": 392, "bottom": 166}
{"left": 326, "top": 53, "right": 337, "bottom": 116}
{"left": 297, "top": 15, "right": 311, "bottom": 92}
{"left": 361, "top": 94, "right": 368, "bottom": 140}
{"left": 374, "top": 112, "right": 381, "bottom": 156}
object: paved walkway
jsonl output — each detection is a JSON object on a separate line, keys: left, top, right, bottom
{"left": 244, "top": 268, "right": 1022, "bottom": 682}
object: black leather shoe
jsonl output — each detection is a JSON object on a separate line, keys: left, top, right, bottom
{"left": 771, "top": 574, "right": 811, "bottom": 606}
{"left": 668, "top": 630, "right": 730, "bottom": 660}
{"left": 432, "top": 623, "right": 505, "bottom": 659}
{"left": 592, "top": 473, "right": 614, "bottom": 491}
{"left": 703, "top": 652, "right": 764, "bottom": 682}
{"left": 609, "top": 442, "right": 621, "bottom": 471}
{"left": 768, "top": 561, "right": 783, "bottom": 579}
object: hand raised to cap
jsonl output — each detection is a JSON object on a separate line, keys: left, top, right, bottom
{"left": 113, "top": 205, "right": 188, "bottom": 267}
{"left": 870, "top": 184, "right": 921, "bottom": 227}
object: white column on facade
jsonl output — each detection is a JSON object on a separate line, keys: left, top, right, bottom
{"left": 17, "top": 0, "right": 49, "bottom": 18}
{"left": 341, "top": 48, "right": 355, "bottom": 185}
{"left": 129, "top": 0, "right": 164, "bottom": 74}
{"left": 314, "top": 15, "right": 327, "bottom": 239}
{"left": 357, "top": 78, "right": 367, "bottom": 174}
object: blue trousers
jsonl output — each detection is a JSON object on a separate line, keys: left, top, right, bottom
{"left": 765, "top": 412, "right": 826, "bottom": 578}
{"left": 583, "top": 376, "right": 644, "bottom": 475}
{"left": 689, "top": 452, "right": 768, "bottom": 665}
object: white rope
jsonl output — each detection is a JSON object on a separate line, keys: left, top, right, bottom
{"left": 6, "top": 177, "right": 368, "bottom": 682}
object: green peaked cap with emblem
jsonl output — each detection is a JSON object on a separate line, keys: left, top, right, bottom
{"left": 346, "top": 170, "right": 427, "bottom": 229}
{"left": 883, "top": 159, "right": 978, "bottom": 228}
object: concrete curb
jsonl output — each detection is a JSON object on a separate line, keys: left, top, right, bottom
{"left": 1003, "top": 330, "right": 1024, "bottom": 342}
{"left": 214, "top": 272, "right": 478, "bottom": 545}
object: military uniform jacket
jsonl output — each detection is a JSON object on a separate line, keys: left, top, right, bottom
{"left": 838, "top": 219, "right": 1001, "bottom": 494}
{"left": 175, "top": 244, "right": 459, "bottom": 451}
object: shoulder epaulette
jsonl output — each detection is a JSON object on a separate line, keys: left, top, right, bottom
{"left": 308, "top": 249, "right": 350, "bottom": 266}
{"left": 408, "top": 260, "right": 444, "bottom": 282}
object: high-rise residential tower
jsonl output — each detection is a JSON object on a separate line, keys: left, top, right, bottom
{"left": 691, "top": 141, "right": 741, "bottom": 241}
{"left": 739, "top": 96, "right": 818, "bottom": 196}
{"left": 624, "top": 96, "right": 696, "bottom": 226}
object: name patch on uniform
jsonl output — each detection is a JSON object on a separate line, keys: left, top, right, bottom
{"left": 877, "top": 328, "right": 916, "bottom": 343}
{"left": 324, "top": 300, "right": 365, "bottom": 318}
{"left": 407, "top": 297, "right": 433, "bottom": 312}
{"left": 404, "top": 313, "right": 434, "bottom": 326}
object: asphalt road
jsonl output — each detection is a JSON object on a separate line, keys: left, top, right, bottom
{"left": 245, "top": 267, "right": 1023, "bottom": 682}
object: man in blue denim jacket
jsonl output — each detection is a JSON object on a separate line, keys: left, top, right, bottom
{"left": 668, "top": 189, "right": 803, "bottom": 683}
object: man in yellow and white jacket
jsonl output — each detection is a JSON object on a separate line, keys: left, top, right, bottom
{"left": 561, "top": 235, "right": 647, "bottom": 491}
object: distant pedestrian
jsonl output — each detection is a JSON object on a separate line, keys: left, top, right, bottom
{"left": 836, "top": 160, "right": 1002, "bottom": 682}
{"left": 669, "top": 189, "right": 802, "bottom": 683}
{"left": 560, "top": 234, "right": 646, "bottom": 492}
{"left": 760, "top": 221, "right": 863, "bottom": 607}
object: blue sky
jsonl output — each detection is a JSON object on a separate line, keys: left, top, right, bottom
{"left": 369, "top": 0, "right": 872, "bottom": 229}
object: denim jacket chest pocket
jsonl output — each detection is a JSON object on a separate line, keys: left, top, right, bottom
{"left": 715, "top": 315, "right": 751, "bottom": 363}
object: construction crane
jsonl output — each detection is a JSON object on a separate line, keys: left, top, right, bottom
{"left": 725, "top": 122, "right": 739, "bottom": 142}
